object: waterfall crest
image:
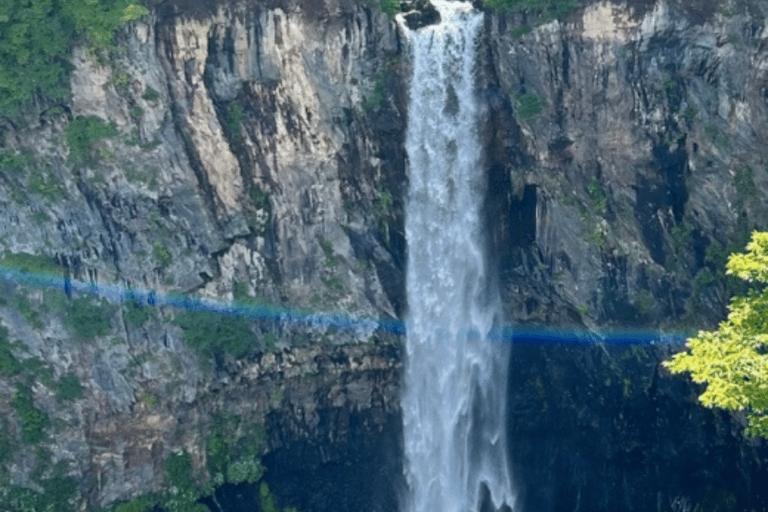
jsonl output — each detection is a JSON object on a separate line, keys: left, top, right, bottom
{"left": 400, "top": 2, "right": 515, "bottom": 512}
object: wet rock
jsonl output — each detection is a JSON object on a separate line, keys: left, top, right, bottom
{"left": 401, "top": 0, "right": 441, "bottom": 29}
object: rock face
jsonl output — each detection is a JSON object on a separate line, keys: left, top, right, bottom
{"left": 401, "top": 0, "right": 442, "bottom": 29}
{"left": 483, "top": 0, "right": 768, "bottom": 331}
{"left": 0, "top": 0, "right": 407, "bottom": 509}
{"left": 481, "top": 1, "right": 768, "bottom": 510}
{"left": 2, "top": 0, "right": 768, "bottom": 510}
{"left": 508, "top": 340, "right": 768, "bottom": 512}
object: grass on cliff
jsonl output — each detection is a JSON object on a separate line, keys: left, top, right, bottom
{"left": 0, "top": 0, "right": 149, "bottom": 121}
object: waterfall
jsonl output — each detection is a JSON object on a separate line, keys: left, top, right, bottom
{"left": 400, "top": 2, "right": 515, "bottom": 512}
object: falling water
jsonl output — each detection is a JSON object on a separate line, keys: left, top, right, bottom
{"left": 400, "top": 2, "right": 515, "bottom": 512}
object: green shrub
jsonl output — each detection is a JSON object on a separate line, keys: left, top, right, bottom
{"left": 485, "top": 0, "right": 577, "bottom": 21}
{"left": 174, "top": 307, "right": 256, "bottom": 359}
{"left": 247, "top": 186, "right": 271, "bottom": 235}
{"left": 585, "top": 178, "right": 607, "bottom": 216}
{"left": 55, "top": 373, "right": 83, "bottom": 403}
{"left": 12, "top": 385, "right": 49, "bottom": 444}
{"left": 152, "top": 242, "right": 172, "bottom": 269}
{"left": 734, "top": 166, "right": 756, "bottom": 207}
{"left": 162, "top": 450, "right": 208, "bottom": 512}
{"left": 63, "top": 296, "right": 116, "bottom": 341}
{"left": 206, "top": 415, "right": 266, "bottom": 485}
{"left": 66, "top": 115, "right": 118, "bottom": 165}
{"left": 363, "top": 0, "right": 399, "bottom": 16}
{"left": 362, "top": 77, "right": 386, "bottom": 112}
{"left": 634, "top": 290, "right": 655, "bottom": 318}
{"left": 0, "top": 0, "right": 73, "bottom": 120}
{"left": 319, "top": 237, "right": 337, "bottom": 268}
{"left": 114, "top": 495, "right": 155, "bottom": 512}
{"left": 378, "top": 0, "right": 400, "bottom": 16}
{"left": 322, "top": 275, "right": 345, "bottom": 296}
{"left": 11, "top": 293, "right": 43, "bottom": 329}
{"left": 28, "top": 168, "right": 65, "bottom": 201}
{"left": 165, "top": 450, "right": 194, "bottom": 489}
{"left": 0, "top": 459, "right": 78, "bottom": 511}
{"left": 372, "top": 189, "right": 393, "bottom": 245}
{"left": 250, "top": 186, "right": 271, "bottom": 212}
{"left": 0, "top": 327, "right": 21, "bottom": 377}
{"left": 123, "top": 298, "right": 154, "bottom": 327}
{"left": 260, "top": 483, "right": 280, "bottom": 512}
{"left": 682, "top": 105, "right": 698, "bottom": 124}
{"left": 139, "top": 391, "right": 158, "bottom": 407}
{"left": 670, "top": 221, "right": 693, "bottom": 255}
{"left": 224, "top": 102, "right": 245, "bottom": 144}
{"left": 0, "top": 417, "right": 13, "bottom": 464}
{"left": 0, "top": 0, "right": 149, "bottom": 120}
{"left": 0, "top": 149, "right": 34, "bottom": 176}
{"left": 141, "top": 87, "right": 159, "bottom": 102}
{"left": 509, "top": 24, "right": 533, "bottom": 38}
{"left": 0, "top": 345, "right": 20, "bottom": 376}
{"left": 515, "top": 93, "right": 546, "bottom": 121}
{"left": 21, "top": 356, "right": 54, "bottom": 387}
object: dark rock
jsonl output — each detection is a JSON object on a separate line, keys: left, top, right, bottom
{"left": 402, "top": 0, "right": 441, "bottom": 30}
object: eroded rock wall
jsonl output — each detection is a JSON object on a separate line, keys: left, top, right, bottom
{"left": 482, "top": 2, "right": 768, "bottom": 510}
{"left": 483, "top": 0, "right": 768, "bottom": 331}
{"left": 0, "top": 0, "right": 406, "bottom": 509}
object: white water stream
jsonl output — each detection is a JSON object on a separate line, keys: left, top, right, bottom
{"left": 400, "top": 2, "right": 515, "bottom": 512}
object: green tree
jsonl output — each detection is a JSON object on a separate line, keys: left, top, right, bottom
{"left": 665, "top": 231, "right": 768, "bottom": 437}
{"left": 0, "top": 0, "right": 148, "bottom": 120}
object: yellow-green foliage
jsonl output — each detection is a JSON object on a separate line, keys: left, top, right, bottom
{"left": 665, "top": 231, "right": 768, "bottom": 437}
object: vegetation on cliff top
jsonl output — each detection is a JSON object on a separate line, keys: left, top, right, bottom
{"left": 485, "top": 0, "right": 578, "bottom": 26}
{"left": 0, "top": 0, "right": 148, "bottom": 120}
{"left": 666, "top": 231, "right": 768, "bottom": 437}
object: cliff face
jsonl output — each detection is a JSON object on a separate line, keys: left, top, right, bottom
{"left": 484, "top": 0, "right": 768, "bottom": 330}
{"left": 0, "top": 0, "right": 407, "bottom": 509}
{"left": 2, "top": 0, "right": 768, "bottom": 510}
{"left": 484, "top": 1, "right": 768, "bottom": 509}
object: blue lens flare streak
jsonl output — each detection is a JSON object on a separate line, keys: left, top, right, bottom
{"left": 0, "top": 264, "right": 689, "bottom": 346}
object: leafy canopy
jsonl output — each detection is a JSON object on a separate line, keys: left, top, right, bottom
{"left": 665, "top": 231, "right": 768, "bottom": 437}
{"left": 0, "top": 0, "right": 148, "bottom": 119}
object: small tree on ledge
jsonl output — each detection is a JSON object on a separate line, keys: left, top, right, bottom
{"left": 665, "top": 231, "right": 768, "bottom": 437}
